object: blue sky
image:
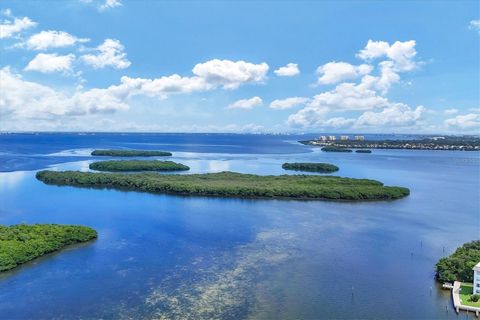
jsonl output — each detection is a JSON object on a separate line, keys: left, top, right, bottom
{"left": 0, "top": 0, "right": 479, "bottom": 133}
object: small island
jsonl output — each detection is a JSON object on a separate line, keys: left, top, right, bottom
{"left": 355, "top": 149, "right": 372, "bottom": 153}
{"left": 282, "top": 162, "right": 339, "bottom": 173}
{"left": 321, "top": 146, "right": 353, "bottom": 152}
{"left": 89, "top": 160, "right": 190, "bottom": 172}
{"left": 36, "top": 170, "right": 410, "bottom": 201}
{"left": 91, "top": 150, "right": 172, "bottom": 157}
{"left": 0, "top": 224, "right": 97, "bottom": 272}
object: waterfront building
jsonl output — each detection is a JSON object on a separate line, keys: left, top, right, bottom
{"left": 474, "top": 262, "right": 480, "bottom": 294}
{"left": 319, "top": 136, "right": 328, "bottom": 141}
{"left": 328, "top": 136, "right": 336, "bottom": 141}
{"left": 340, "top": 135, "right": 349, "bottom": 140}
{"left": 355, "top": 135, "right": 365, "bottom": 141}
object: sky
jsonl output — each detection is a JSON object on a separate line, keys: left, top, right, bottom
{"left": 0, "top": 0, "right": 479, "bottom": 133}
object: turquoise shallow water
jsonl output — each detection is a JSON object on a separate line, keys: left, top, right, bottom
{"left": 0, "top": 133, "right": 479, "bottom": 319}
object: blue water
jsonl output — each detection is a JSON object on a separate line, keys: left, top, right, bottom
{"left": 0, "top": 133, "right": 478, "bottom": 319}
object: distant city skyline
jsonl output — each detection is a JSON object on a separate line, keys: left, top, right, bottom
{"left": 0, "top": 1, "right": 479, "bottom": 133}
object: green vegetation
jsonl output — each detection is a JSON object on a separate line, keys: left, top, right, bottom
{"left": 301, "top": 135, "right": 480, "bottom": 151}
{"left": 355, "top": 149, "right": 372, "bottom": 153}
{"left": 90, "top": 160, "right": 189, "bottom": 172}
{"left": 91, "top": 149, "right": 172, "bottom": 157}
{"left": 321, "top": 146, "right": 353, "bottom": 152}
{"left": 36, "top": 170, "right": 409, "bottom": 201}
{"left": 282, "top": 162, "right": 339, "bottom": 173}
{"left": 459, "top": 284, "right": 480, "bottom": 307}
{"left": 0, "top": 224, "right": 97, "bottom": 272}
{"left": 435, "top": 240, "right": 480, "bottom": 283}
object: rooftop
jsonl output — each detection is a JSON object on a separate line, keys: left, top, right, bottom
{"left": 473, "top": 262, "right": 480, "bottom": 272}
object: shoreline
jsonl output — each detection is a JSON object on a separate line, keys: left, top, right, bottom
{"left": 300, "top": 137, "right": 480, "bottom": 151}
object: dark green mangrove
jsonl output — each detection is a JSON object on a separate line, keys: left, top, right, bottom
{"left": 435, "top": 240, "right": 480, "bottom": 283}
{"left": 355, "top": 149, "right": 372, "bottom": 153}
{"left": 36, "top": 170, "right": 410, "bottom": 201}
{"left": 321, "top": 146, "right": 353, "bottom": 152}
{"left": 89, "top": 160, "right": 189, "bottom": 172}
{"left": 282, "top": 162, "right": 339, "bottom": 173}
{"left": 91, "top": 150, "right": 172, "bottom": 157}
{"left": 0, "top": 224, "right": 97, "bottom": 272}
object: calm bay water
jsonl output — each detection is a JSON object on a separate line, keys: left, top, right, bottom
{"left": 0, "top": 133, "right": 478, "bottom": 319}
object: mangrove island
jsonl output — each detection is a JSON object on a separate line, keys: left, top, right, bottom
{"left": 0, "top": 224, "right": 97, "bottom": 272}
{"left": 282, "top": 162, "right": 339, "bottom": 173}
{"left": 89, "top": 160, "right": 190, "bottom": 172}
{"left": 355, "top": 149, "right": 372, "bottom": 153}
{"left": 91, "top": 150, "right": 172, "bottom": 157}
{"left": 321, "top": 146, "right": 353, "bottom": 152}
{"left": 36, "top": 170, "right": 410, "bottom": 201}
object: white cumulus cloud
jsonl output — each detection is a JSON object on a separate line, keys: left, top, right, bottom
{"left": 0, "top": 67, "right": 128, "bottom": 119}
{"left": 24, "top": 30, "right": 89, "bottom": 50}
{"left": 227, "top": 96, "right": 263, "bottom": 109}
{"left": 116, "top": 59, "right": 269, "bottom": 98}
{"left": 0, "top": 57, "right": 270, "bottom": 124}
{"left": 309, "top": 82, "right": 390, "bottom": 111}
{"left": 99, "top": 0, "right": 122, "bottom": 10}
{"left": 269, "top": 97, "right": 308, "bottom": 110}
{"left": 287, "top": 81, "right": 390, "bottom": 128}
{"left": 355, "top": 104, "right": 425, "bottom": 127}
{"left": 288, "top": 40, "right": 424, "bottom": 130}
{"left": 323, "top": 117, "right": 356, "bottom": 129}
{"left": 274, "top": 63, "right": 300, "bottom": 77}
{"left": 192, "top": 59, "right": 269, "bottom": 89}
{"left": 81, "top": 39, "right": 131, "bottom": 69}
{"left": 316, "top": 62, "right": 372, "bottom": 85}
{"left": 444, "top": 108, "right": 459, "bottom": 115}
{"left": 24, "top": 53, "right": 75, "bottom": 73}
{"left": 0, "top": 13, "right": 36, "bottom": 39}
{"left": 445, "top": 113, "right": 480, "bottom": 130}
{"left": 469, "top": 19, "right": 480, "bottom": 31}
{"left": 357, "top": 39, "right": 417, "bottom": 71}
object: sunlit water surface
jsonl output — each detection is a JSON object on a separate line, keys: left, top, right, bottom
{"left": 0, "top": 133, "right": 478, "bottom": 319}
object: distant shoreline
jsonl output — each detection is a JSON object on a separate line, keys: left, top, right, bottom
{"left": 300, "top": 136, "right": 480, "bottom": 151}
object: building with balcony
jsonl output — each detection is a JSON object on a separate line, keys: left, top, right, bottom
{"left": 474, "top": 262, "right": 480, "bottom": 294}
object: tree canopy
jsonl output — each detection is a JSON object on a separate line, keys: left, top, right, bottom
{"left": 321, "top": 146, "right": 353, "bottom": 152}
{"left": 36, "top": 170, "right": 410, "bottom": 201}
{"left": 436, "top": 240, "right": 480, "bottom": 283}
{"left": 90, "top": 160, "right": 189, "bottom": 172}
{"left": 91, "top": 150, "right": 172, "bottom": 157}
{"left": 282, "top": 162, "right": 339, "bottom": 173}
{"left": 0, "top": 224, "right": 97, "bottom": 272}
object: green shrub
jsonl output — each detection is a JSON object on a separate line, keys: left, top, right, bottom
{"left": 90, "top": 160, "right": 189, "bottom": 172}
{"left": 91, "top": 150, "right": 172, "bottom": 157}
{"left": 0, "top": 224, "right": 97, "bottom": 272}
{"left": 355, "top": 149, "right": 372, "bottom": 153}
{"left": 282, "top": 162, "right": 339, "bottom": 173}
{"left": 36, "top": 170, "right": 410, "bottom": 201}
{"left": 435, "top": 240, "right": 480, "bottom": 283}
{"left": 321, "top": 146, "right": 353, "bottom": 152}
